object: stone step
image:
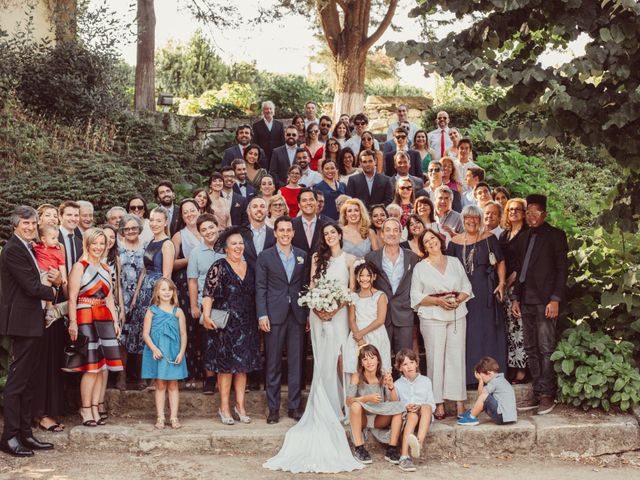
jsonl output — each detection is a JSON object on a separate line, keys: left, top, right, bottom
{"left": 104, "top": 383, "right": 535, "bottom": 418}
{"left": 41, "top": 408, "right": 640, "bottom": 459}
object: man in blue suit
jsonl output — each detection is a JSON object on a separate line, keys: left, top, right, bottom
{"left": 256, "top": 216, "right": 308, "bottom": 424}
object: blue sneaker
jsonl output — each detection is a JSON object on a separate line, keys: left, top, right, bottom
{"left": 457, "top": 414, "right": 479, "bottom": 426}
{"left": 457, "top": 409, "right": 471, "bottom": 419}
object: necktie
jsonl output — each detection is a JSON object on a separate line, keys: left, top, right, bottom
{"left": 440, "top": 129, "right": 446, "bottom": 158}
{"left": 304, "top": 221, "right": 314, "bottom": 247}
{"left": 68, "top": 233, "right": 77, "bottom": 264}
{"left": 519, "top": 233, "right": 537, "bottom": 283}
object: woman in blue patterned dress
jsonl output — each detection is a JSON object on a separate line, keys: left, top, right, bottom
{"left": 126, "top": 207, "right": 175, "bottom": 389}
{"left": 202, "top": 226, "right": 261, "bottom": 425}
{"left": 117, "top": 214, "right": 148, "bottom": 389}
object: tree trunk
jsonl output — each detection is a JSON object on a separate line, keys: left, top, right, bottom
{"left": 333, "top": 48, "right": 367, "bottom": 117}
{"left": 134, "top": 0, "right": 156, "bottom": 112}
{"left": 50, "top": 0, "right": 77, "bottom": 44}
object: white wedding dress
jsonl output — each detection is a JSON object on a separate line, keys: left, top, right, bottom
{"left": 263, "top": 253, "right": 364, "bottom": 473}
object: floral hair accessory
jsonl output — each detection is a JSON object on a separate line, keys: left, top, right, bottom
{"left": 353, "top": 258, "right": 366, "bottom": 269}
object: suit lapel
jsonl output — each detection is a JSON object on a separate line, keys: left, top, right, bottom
{"left": 14, "top": 236, "right": 39, "bottom": 273}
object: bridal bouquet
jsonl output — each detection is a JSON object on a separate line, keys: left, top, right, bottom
{"left": 298, "top": 278, "right": 351, "bottom": 314}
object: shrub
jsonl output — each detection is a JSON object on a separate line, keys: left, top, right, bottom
{"left": 214, "top": 82, "right": 256, "bottom": 111}
{"left": 551, "top": 325, "right": 640, "bottom": 412}
{"left": 256, "top": 74, "right": 330, "bottom": 117}
{"left": 200, "top": 103, "right": 246, "bottom": 119}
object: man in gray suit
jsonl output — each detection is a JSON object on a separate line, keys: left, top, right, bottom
{"left": 365, "top": 217, "right": 419, "bottom": 355}
{"left": 256, "top": 216, "right": 308, "bottom": 424}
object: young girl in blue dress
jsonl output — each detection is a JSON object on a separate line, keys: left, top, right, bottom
{"left": 141, "top": 278, "right": 188, "bottom": 429}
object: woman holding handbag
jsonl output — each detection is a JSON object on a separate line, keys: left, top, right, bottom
{"left": 202, "top": 226, "right": 261, "bottom": 425}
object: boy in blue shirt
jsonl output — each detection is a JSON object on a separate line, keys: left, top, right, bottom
{"left": 457, "top": 356, "right": 517, "bottom": 426}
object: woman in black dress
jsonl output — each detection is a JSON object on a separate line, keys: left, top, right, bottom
{"left": 202, "top": 226, "right": 261, "bottom": 425}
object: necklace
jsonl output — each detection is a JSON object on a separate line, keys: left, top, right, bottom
{"left": 462, "top": 232, "right": 479, "bottom": 275}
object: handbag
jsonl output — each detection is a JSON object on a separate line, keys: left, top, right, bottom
{"left": 199, "top": 308, "right": 230, "bottom": 329}
{"left": 63, "top": 333, "right": 89, "bottom": 358}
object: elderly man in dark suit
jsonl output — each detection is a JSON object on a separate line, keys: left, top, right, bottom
{"left": 256, "top": 216, "right": 308, "bottom": 424}
{"left": 512, "top": 194, "right": 568, "bottom": 416}
{"left": 0, "top": 206, "right": 61, "bottom": 456}
{"left": 346, "top": 150, "right": 394, "bottom": 207}
{"left": 365, "top": 217, "right": 419, "bottom": 355}
{"left": 269, "top": 125, "right": 300, "bottom": 188}
{"left": 221, "top": 124, "right": 268, "bottom": 169}
{"left": 252, "top": 101, "right": 285, "bottom": 164}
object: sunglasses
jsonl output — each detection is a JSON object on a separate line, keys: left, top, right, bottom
{"left": 285, "top": 133, "right": 297, "bottom": 137}
{"left": 395, "top": 135, "right": 407, "bottom": 140}
{"left": 399, "top": 186, "right": 413, "bottom": 190}
{"left": 129, "top": 205, "right": 144, "bottom": 211}
{"left": 354, "top": 121, "right": 366, "bottom": 126}
{"left": 310, "top": 130, "right": 319, "bottom": 134}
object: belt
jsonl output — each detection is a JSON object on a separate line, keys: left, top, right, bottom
{"left": 77, "top": 297, "right": 106, "bottom": 306}
{"left": 430, "top": 291, "right": 458, "bottom": 297}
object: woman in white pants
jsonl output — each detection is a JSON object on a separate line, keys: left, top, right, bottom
{"left": 410, "top": 228, "right": 473, "bottom": 420}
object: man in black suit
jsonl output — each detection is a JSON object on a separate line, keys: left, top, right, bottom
{"left": 220, "top": 166, "right": 248, "bottom": 226}
{"left": 512, "top": 194, "right": 569, "bottom": 416}
{"left": 242, "top": 197, "right": 275, "bottom": 269}
{"left": 252, "top": 101, "right": 284, "bottom": 164}
{"left": 0, "top": 206, "right": 60, "bottom": 456}
{"left": 221, "top": 124, "right": 268, "bottom": 169}
{"left": 256, "top": 216, "right": 308, "bottom": 423}
{"left": 269, "top": 125, "right": 300, "bottom": 188}
{"left": 346, "top": 150, "right": 394, "bottom": 207}
{"left": 231, "top": 159, "right": 257, "bottom": 202}
{"left": 58, "top": 200, "right": 83, "bottom": 274}
{"left": 291, "top": 189, "right": 327, "bottom": 254}
{"left": 383, "top": 128, "right": 423, "bottom": 178}
{"left": 154, "top": 180, "right": 180, "bottom": 236}
{"left": 388, "top": 152, "right": 427, "bottom": 198}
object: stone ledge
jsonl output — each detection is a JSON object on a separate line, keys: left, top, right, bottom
{"left": 35, "top": 411, "right": 639, "bottom": 459}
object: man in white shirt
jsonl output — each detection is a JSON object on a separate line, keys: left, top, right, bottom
{"left": 456, "top": 138, "right": 478, "bottom": 183}
{"left": 57, "top": 200, "right": 82, "bottom": 273}
{"left": 428, "top": 110, "right": 453, "bottom": 160}
{"left": 463, "top": 167, "right": 485, "bottom": 207}
{"left": 295, "top": 148, "right": 322, "bottom": 187}
{"left": 252, "top": 100, "right": 285, "bottom": 164}
{"left": 303, "top": 101, "right": 318, "bottom": 128}
{"left": 345, "top": 113, "right": 379, "bottom": 153}
{"left": 484, "top": 201, "right": 504, "bottom": 238}
{"left": 386, "top": 104, "right": 418, "bottom": 142}
{"left": 474, "top": 182, "right": 493, "bottom": 210}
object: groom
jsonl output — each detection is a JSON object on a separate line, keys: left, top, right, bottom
{"left": 256, "top": 216, "right": 308, "bottom": 424}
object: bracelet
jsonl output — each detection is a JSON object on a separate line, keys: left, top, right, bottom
{"left": 388, "top": 385, "right": 395, "bottom": 391}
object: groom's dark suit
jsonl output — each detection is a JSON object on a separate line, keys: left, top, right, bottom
{"left": 255, "top": 245, "right": 308, "bottom": 414}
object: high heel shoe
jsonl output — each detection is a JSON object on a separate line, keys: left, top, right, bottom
{"left": 98, "top": 402, "right": 108, "bottom": 420}
{"left": 92, "top": 405, "right": 107, "bottom": 425}
{"left": 155, "top": 416, "right": 165, "bottom": 429}
{"left": 218, "top": 409, "right": 235, "bottom": 425}
{"left": 233, "top": 406, "right": 251, "bottom": 424}
{"left": 79, "top": 406, "right": 97, "bottom": 427}
{"left": 169, "top": 417, "right": 182, "bottom": 429}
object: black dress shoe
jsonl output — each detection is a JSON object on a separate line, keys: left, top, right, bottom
{"left": 267, "top": 410, "right": 279, "bottom": 424}
{"left": 21, "top": 436, "right": 54, "bottom": 450}
{"left": 0, "top": 437, "right": 34, "bottom": 457}
{"left": 288, "top": 408, "right": 303, "bottom": 421}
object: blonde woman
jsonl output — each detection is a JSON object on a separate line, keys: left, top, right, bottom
{"left": 266, "top": 194, "right": 290, "bottom": 228}
{"left": 339, "top": 198, "right": 380, "bottom": 257}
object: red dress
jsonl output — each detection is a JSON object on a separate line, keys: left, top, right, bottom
{"left": 309, "top": 145, "right": 324, "bottom": 171}
{"left": 280, "top": 186, "right": 303, "bottom": 218}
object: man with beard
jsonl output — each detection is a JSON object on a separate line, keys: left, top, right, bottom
{"left": 270, "top": 125, "right": 300, "bottom": 188}
{"left": 220, "top": 166, "right": 248, "bottom": 226}
{"left": 221, "top": 124, "right": 267, "bottom": 169}
{"left": 295, "top": 148, "right": 322, "bottom": 188}
{"left": 231, "top": 159, "right": 257, "bottom": 201}
{"left": 428, "top": 111, "right": 453, "bottom": 160}
{"left": 318, "top": 115, "right": 333, "bottom": 142}
{"left": 346, "top": 150, "right": 394, "bottom": 206}
{"left": 154, "top": 181, "right": 179, "bottom": 235}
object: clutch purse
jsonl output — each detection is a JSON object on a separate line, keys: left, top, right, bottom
{"left": 199, "top": 308, "right": 230, "bottom": 329}
{"left": 63, "top": 333, "right": 89, "bottom": 358}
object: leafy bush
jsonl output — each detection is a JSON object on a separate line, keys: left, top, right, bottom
{"left": 364, "top": 80, "right": 426, "bottom": 97}
{"left": 200, "top": 102, "right": 246, "bottom": 119}
{"left": 422, "top": 104, "right": 479, "bottom": 131}
{"left": 566, "top": 228, "right": 640, "bottom": 354}
{"left": 214, "top": 82, "right": 256, "bottom": 111}
{"left": 0, "top": 37, "right": 128, "bottom": 123}
{"left": 256, "top": 74, "right": 330, "bottom": 117}
{"left": 551, "top": 325, "right": 640, "bottom": 412}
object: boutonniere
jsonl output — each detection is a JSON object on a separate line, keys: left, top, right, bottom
{"left": 234, "top": 202, "right": 240, "bottom": 208}
{"left": 297, "top": 256, "right": 304, "bottom": 264}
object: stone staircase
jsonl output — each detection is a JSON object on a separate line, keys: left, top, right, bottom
{"left": 30, "top": 384, "right": 640, "bottom": 460}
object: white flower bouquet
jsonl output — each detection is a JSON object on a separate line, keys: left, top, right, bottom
{"left": 298, "top": 278, "right": 352, "bottom": 316}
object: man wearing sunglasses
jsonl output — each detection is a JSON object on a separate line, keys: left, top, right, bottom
{"left": 221, "top": 124, "right": 267, "bottom": 169}
{"left": 270, "top": 125, "right": 300, "bottom": 188}
{"left": 428, "top": 110, "right": 453, "bottom": 161}
{"left": 383, "top": 126, "right": 422, "bottom": 177}
{"left": 385, "top": 104, "right": 418, "bottom": 143}
{"left": 344, "top": 113, "right": 379, "bottom": 153}
{"left": 426, "top": 160, "right": 462, "bottom": 212}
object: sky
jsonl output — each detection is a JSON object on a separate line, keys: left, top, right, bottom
{"left": 91, "top": 0, "right": 586, "bottom": 95}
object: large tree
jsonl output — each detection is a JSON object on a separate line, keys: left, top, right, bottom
{"left": 386, "top": 0, "right": 640, "bottom": 231}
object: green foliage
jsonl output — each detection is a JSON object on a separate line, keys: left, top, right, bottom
{"left": 551, "top": 325, "right": 640, "bottom": 412}
{"left": 364, "top": 80, "right": 426, "bottom": 97}
{"left": 256, "top": 74, "right": 331, "bottom": 117}
{"left": 423, "top": 104, "right": 479, "bottom": 130}
{"left": 566, "top": 228, "right": 640, "bottom": 352}
{"left": 200, "top": 103, "right": 247, "bottom": 119}
{"left": 0, "top": 37, "right": 128, "bottom": 123}
{"left": 386, "top": 0, "right": 640, "bottom": 231}
{"left": 213, "top": 82, "right": 256, "bottom": 111}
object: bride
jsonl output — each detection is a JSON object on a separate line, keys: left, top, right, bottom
{"left": 264, "top": 223, "right": 364, "bottom": 473}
